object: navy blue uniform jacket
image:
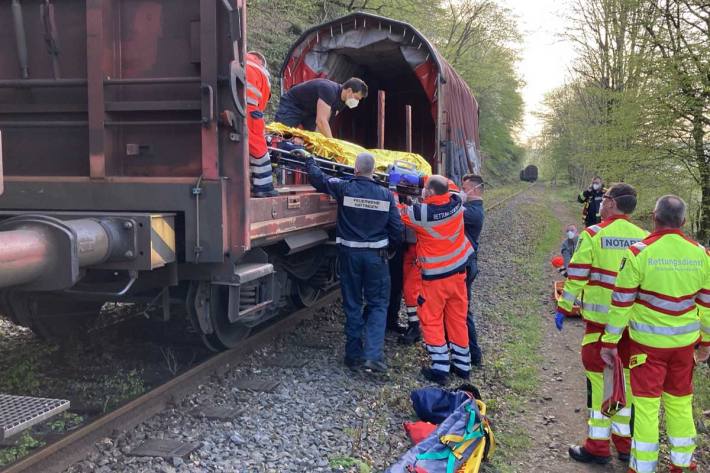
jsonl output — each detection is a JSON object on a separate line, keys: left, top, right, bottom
{"left": 306, "top": 158, "right": 403, "bottom": 249}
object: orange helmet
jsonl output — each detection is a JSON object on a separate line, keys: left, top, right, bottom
{"left": 551, "top": 255, "right": 564, "bottom": 268}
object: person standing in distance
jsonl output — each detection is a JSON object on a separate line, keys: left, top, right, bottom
{"left": 578, "top": 177, "right": 606, "bottom": 227}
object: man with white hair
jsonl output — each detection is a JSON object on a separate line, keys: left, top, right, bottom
{"left": 601, "top": 195, "right": 709, "bottom": 473}
{"left": 305, "top": 152, "right": 403, "bottom": 373}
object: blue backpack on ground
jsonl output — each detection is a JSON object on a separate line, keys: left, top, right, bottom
{"left": 411, "top": 384, "right": 480, "bottom": 424}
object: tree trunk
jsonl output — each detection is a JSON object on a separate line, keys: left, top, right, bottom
{"left": 693, "top": 112, "right": 710, "bottom": 244}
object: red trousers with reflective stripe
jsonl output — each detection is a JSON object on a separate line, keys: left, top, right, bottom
{"left": 418, "top": 272, "right": 468, "bottom": 348}
{"left": 581, "top": 323, "right": 631, "bottom": 457}
{"left": 628, "top": 341, "right": 695, "bottom": 398}
{"left": 402, "top": 245, "right": 421, "bottom": 308}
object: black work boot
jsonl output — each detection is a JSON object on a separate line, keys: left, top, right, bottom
{"left": 618, "top": 451, "right": 630, "bottom": 462}
{"left": 363, "top": 359, "right": 388, "bottom": 373}
{"left": 451, "top": 365, "right": 471, "bottom": 380}
{"left": 568, "top": 445, "right": 611, "bottom": 464}
{"left": 387, "top": 323, "right": 407, "bottom": 335}
{"left": 344, "top": 357, "right": 363, "bottom": 371}
{"left": 398, "top": 323, "right": 421, "bottom": 345}
{"left": 420, "top": 367, "right": 449, "bottom": 386}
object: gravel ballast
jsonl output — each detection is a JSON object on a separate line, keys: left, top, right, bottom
{"left": 63, "top": 187, "right": 548, "bottom": 473}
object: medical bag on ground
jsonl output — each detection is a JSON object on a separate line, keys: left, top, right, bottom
{"left": 386, "top": 398, "right": 495, "bottom": 473}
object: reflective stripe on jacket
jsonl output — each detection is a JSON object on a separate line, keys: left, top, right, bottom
{"left": 306, "top": 158, "right": 403, "bottom": 250}
{"left": 602, "top": 229, "right": 710, "bottom": 349}
{"left": 557, "top": 215, "right": 647, "bottom": 325}
{"left": 246, "top": 54, "right": 271, "bottom": 157}
{"left": 400, "top": 193, "right": 474, "bottom": 280}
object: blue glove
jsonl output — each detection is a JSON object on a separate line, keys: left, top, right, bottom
{"left": 388, "top": 172, "right": 403, "bottom": 187}
{"left": 555, "top": 311, "right": 565, "bottom": 331}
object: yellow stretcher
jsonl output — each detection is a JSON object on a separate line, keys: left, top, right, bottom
{"left": 266, "top": 122, "right": 433, "bottom": 175}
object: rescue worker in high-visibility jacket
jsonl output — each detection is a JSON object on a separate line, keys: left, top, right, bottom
{"left": 305, "top": 151, "right": 403, "bottom": 373}
{"left": 246, "top": 51, "right": 278, "bottom": 197}
{"left": 600, "top": 195, "right": 710, "bottom": 473}
{"left": 556, "top": 183, "right": 648, "bottom": 464}
{"left": 397, "top": 175, "right": 474, "bottom": 385}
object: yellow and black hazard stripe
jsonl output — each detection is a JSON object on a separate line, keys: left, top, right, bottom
{"left": 150, "top": 215, "right": 176, "bottom": 268}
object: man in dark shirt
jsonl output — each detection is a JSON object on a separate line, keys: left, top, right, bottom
{"left": 274, "top": 78, "right": 368, "bottom": 138}
{"left": 461, "top": 174, "right": 485, "bottom": 367}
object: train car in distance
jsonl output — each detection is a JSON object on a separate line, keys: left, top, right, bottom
{"left": 520, "top": 165, "right": 538, "bottom": 182}
{"left": 0, "top": 3, "right": 480, "bottom": 351}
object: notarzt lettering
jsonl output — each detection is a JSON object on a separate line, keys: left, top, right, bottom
{"left": 600, "top": 237, "right": 642, "bottom": 249}
{"left": 343, "top": 196, "right": 391, "bottom": 212}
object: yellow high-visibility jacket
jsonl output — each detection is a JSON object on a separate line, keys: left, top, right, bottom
{"left": 602, "top": 229, "right": 710, "bottom": 349}
{"left": 557, "top": 215, "right": 647, "bottom": 326}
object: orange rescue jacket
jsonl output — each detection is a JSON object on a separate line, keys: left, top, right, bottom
{"left": 400, "top": 193, "right": 474, "bottom": 280}
{"left": 246, "top": 53, "right": 271, "bottom": 157}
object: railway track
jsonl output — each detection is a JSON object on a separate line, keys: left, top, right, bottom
{"left": 1, "top": 182, "right": 535, "bottom": 473}
{"left": 485, "top": 182, "right": 536, "bottom": 213}
{"left": 1, "top": 290, "right": 340, "bottom": 473}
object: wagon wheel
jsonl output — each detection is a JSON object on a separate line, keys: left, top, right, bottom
{"left": 186, "top": 282, "right": 252, "bottom": 351}
{"left": 4, "top": 291, "right": 103, "bottom": 343}
{"left": 294, "top": 281, "right": 321, "bottom": 308}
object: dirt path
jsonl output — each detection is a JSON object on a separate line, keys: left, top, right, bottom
{"left": 515, "top": 187, "right": 628, "bottom": 473}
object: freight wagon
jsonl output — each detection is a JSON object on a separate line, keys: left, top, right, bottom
{"left": 520, "top": 165, "right": 538, "bottom": 182}
{"left": 0, "top": 2, "right": 480, "bottom": 350}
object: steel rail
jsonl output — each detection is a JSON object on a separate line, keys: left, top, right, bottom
{"left": 484, "top": 182, "right": 536, "bottom": 213}
{"left": 1, "top": 290, "right": 340, "bottom": 473}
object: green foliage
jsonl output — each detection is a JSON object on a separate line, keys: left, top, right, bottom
{"left": 48, "top": 412, "right": 84, "bottom": 433}
{"left": 329, "top": 455, "right": 371, "bottom": 473}
{"left": 536, "top": 0, "right": 709, "bottom": 239}
{"left": 426, "top": 1, "right": 525, "bottom": 179}
{"left": 246, "top": 0, "right": 525, "bottom": 181}
{"left": 0, "top": 433, "right": 43, "bottom": 467}
{"left": 95, "top": 370, "right": 145, "bottom": 412}
{"left": 0, "top": 356, "right": 41, "bottom": 395}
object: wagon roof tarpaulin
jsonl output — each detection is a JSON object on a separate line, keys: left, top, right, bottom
{"left": 279, "top": 12, "right": 481, "bottom": 183}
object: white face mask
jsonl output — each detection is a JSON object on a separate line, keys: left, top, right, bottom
{"left": 592, "top": 183, "right": 601, "bottom": 190}
{"left": 345, "top": 98, "right": 359, "bottom": 109}
{"left": 566, "top": 230, "right": 576, "bottom": 239}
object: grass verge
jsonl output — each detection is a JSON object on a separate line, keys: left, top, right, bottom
{"left": 485, "top": 191, "right": 562, "bottom": 473}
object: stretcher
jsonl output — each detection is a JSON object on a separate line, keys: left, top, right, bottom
{"left": 461, "top": 399, "right": 495, "bottom": 472}
{"left": 266, "top": 122, "right": 432, "bottom": 174}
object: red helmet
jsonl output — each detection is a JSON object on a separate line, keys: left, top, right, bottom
{"left": 551, "top": 255, "right": 564, "bottom": 268}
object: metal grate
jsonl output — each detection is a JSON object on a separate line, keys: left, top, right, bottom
{"left": 0, "top": 394, "right": 70, "bottom": 440}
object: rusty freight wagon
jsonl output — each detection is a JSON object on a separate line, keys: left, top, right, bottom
{"left": 281, "top": 12, "right": 482, "bottom": 183}
{"left": 0, "top": 3, "right": 480, "bottom": 350}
